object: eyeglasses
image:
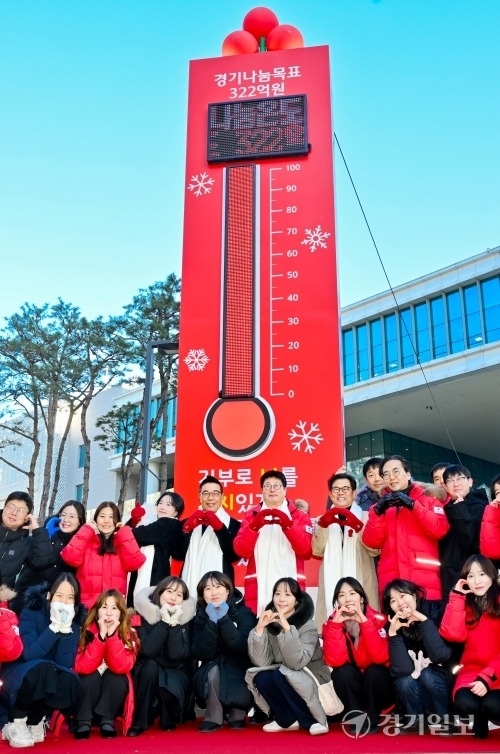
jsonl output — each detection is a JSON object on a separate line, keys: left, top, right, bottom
{"left": 263, "top": 484, "right": 283, "bottom": 492}
{"left": 382, "top": 469, "right": 404, "bottom": 479}
{"left": 331, "top": 486, "right": 352, "bottom": 494}
{"left": 445, "top": 475, "right": 468, "bottom": 485}
{"left": 201, "top": 491, "right": 222, "bottom": 499}
{"left": 5, "top": 504, "right": 29, "bottom": 516}
{"left": 60, "top": 513, "right": 78, "bottom": 520}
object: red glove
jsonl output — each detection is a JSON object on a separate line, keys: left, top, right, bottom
{"left": 271, "top": 509, "right": 293, "bottom": 530}
{"left": 182, "top": 511, "right": 206, "bottom": 533}
{"left": 317, "top": 509, "right": 339, "bottom": 528}
{"left": 318, "top": 507, "right": 363, "bottom": 535}
{"left": 249, "top": 509, "right": 271, "bottom": 531}
{"left": 202, "top": 510, "right": 224, "bottom": 531}
{"left": 130, "top": 502, "right": 146, "bottom": 526}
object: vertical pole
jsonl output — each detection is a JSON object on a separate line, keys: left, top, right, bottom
{"left": 139, "top": 342, "right": 154, "bottom": 503}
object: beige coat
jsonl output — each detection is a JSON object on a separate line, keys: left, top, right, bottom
{"left": 312, "top": 510, "right": 380, "bottom": 630}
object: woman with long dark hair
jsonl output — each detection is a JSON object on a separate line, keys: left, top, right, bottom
{"left": 246, "top": 577, "right": 330, "bottom": 736}
{"left": 61, "top": 502, "right": 145, "bottom": 607}
{"left": 440, "top": 555, "right": 500, "bottom": 738}
{"left": 383, "top": 578, "right": 452, "bottom": 731}
{"left": 322, "top": 577, "right": 393, "bottom": 733}
{"left": 1, "top": 574, "right": 84, "bottom": 748}
{"left": 191, "top": 571, "right": 256, "bottom": 732}
{"left": 127, "top": 576, "right": 195, "bottom": 737}
{"left": 72, "top": 589, "right": 138, "bottom": 739}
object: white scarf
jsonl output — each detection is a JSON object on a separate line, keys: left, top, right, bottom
{"left": 181, "top": 506, "right": 231, "bottom": 598}
{"left": 322, "top": 502, "right": 363, "bottom": 615}
{"left": 254, "top": 501, "right": 297, "bottom": 616}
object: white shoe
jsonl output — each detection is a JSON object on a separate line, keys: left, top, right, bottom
{"left": 309, "top": 723, "right": 329, "bottom": 736}
{"left": 263, "top": 720, "right": 300, "bottom": 732}
{"left": 2, "top": 718, "right": 34, "bottom": 748}
{"left": 28, "top": 719, "right": 45, "bottom": 744}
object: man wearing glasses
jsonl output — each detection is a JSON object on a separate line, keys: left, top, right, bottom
{"left": 362, "top": 455, "right": 449, "bottom": 603}
{"left": 439, "top": 464, "right": 488, "bottom": 597}
{"left": 180, "top": 475, "right": 240, "bottom": 597}
{"left": 234, "top": 470, "right": 312, "bottom": 615}
{"left": 312, "top": 472, "right": 379, "bottom": 629}
{"left": 0, "top": 491, "right": 52, "bottom": 613}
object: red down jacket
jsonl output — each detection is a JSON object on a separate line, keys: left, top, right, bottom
{"left": 480, "top": 504, "right": 500, "bottom": 560}
{"left": 322, "top": 605, "right": 389, "bottom": 670}
{"left": 74, "top": 622, "right": 137, "bottom": 675}
{"left": 361, "top": 484, "right": 449, "bottom": 601}
{"left": 439, "top": 591, "right": 500, "bottom": 697}
{"left": 233, "top": 500, "right": 312, "bottom": 615}
{"left": 61, "top": 524, "right": 146, "bottom": 607}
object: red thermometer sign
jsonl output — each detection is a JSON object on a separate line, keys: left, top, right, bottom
{"left": 176, "top": 45, "right": 344, "bottom": 532}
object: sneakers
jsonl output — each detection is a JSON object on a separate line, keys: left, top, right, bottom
{"left": 28, "top": 720, "right": 45, "bottom": 744}
{"left": 2, "top": 718, "right": 34, "bottom": 748}
{"left": 309, "top": 723, "right": 329, "bottom": 736}
{"left": 263, "top": 720, "right": 300, "bottom": 732}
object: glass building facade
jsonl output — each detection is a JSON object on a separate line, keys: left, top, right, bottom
{"left": 342, "top": 274, "right": 500, "bottom": 385}
{"left": 346, "top": 429, "right": 497, "bottom": 490}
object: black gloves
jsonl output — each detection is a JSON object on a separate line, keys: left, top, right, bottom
{"left": 373, "top": 494, "right": 395, "bottom": 516}
{"left": 392, "top": 491, "right": 414, "bottom": 509}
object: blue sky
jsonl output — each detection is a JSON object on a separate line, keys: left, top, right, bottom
{"left": 1, "top": 0, "right": 499, "bottom": 321}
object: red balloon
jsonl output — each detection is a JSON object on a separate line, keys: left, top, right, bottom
{"left": 243, "top": 6, "right": 279, "bottom": 41}
{"left": 266, "top": 24, "right": 304, "bottom": 51}
{"left": 222, "top": 30, "right": 259, "bottom": 56}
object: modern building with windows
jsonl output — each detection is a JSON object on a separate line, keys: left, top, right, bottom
{"left": 0, "top": 247, "right": 498, "bottom": 512}
{"left": 342, "top": 246, "right": 500, "bottom": 486}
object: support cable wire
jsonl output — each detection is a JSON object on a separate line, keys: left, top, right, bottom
{"left": 334, "top": 132, "right": 461, "bottom": 465}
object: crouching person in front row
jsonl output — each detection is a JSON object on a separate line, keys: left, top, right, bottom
{"left": 246, "top": 577, "right": 330, "bottom": 736}
{"left": 72, "top": 589, "right": 138, "bottom": 739}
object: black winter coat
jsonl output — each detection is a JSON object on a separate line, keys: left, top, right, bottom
{"left": 129, "top": 517, "right": 183, "bottom": 587}
{"left": 439, "top": 488, "right": 489, "bottom": 598}
{"left": 388, "top": 601, "right": 452, "bottom": 679}
{"left": 0, "top": 522, "right": 53, "bottom": 611}
{"left": 10, "top": 529, "right": 79, "bottom": 614}
{"left": 191, "top": 589, "right": 256, "bottom": 709}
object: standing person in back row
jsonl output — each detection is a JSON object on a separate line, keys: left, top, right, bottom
{"left": 362, "top": 455, "right": 449, "bottom": 603}
{"left": 439, "top": 464, "right": 488, "bottom": 598}
{"left": 179, "top": 477, "right": 240, "bottom": 599}
{"left": 234, "top": 471, "right": 313, "bottom": 615}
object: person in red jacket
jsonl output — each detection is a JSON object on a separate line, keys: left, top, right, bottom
{"left": 0, "top": 586, "right": 23, "bottom": 665}
{"left": 73, "top": 589, "right": 138, "bottom": 739}
{"left": 439, "top": 555, "right": 500, "bottom": 739}
{"left": 233, "top": 470, "right": 312, "bottom": 615}
{"left": 362, "top": 455, "right": 449, "bottom": 602}
{"left": 61, "top": 502, "right": 146, "bottom": 608}
{"left": 479, "top": 474, "right": 500, "bottom": 560}
{"left": 322, "top": 577, "right": 393, "bottom": 734}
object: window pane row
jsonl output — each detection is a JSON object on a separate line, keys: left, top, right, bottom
{"left": 342, "top": 275, "right": 500, "bottom": 384}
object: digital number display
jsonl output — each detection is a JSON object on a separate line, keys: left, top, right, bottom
{"left": 207, "top": 94, "right": 308, "bottom": 163}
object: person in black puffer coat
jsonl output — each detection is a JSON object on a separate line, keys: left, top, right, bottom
{"left": 191, "top": 571, "right": 256, "bottom": 732}
{"left": 128, "top": 576, "right": 196, "bottom": 737}
{"left": 10, "top": 501, "right": 86, "bottom": 614}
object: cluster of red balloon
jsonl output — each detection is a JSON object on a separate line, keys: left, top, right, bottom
{"left": 222, "top": 6, "right": 304, "bottom": 56}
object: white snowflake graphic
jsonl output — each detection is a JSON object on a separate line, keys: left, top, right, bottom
{"left": 301, "top": 225, "right": 331, "bottom": 252}
{"left": 288, "top": 420, "right": 324, "bottom": 454}
{"left": 187, "top": 172, "right": 215, "bottom": 197}
{"left": 184, "top": 349, "right": 210, "bottom": 372}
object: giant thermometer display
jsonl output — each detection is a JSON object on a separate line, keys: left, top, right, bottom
{"left": 175, "top": 45, "right": 344, "bottom": 573}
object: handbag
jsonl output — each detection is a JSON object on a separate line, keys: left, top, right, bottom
{"left": 303, "top": 666, "right": 344, "bottom": 716}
